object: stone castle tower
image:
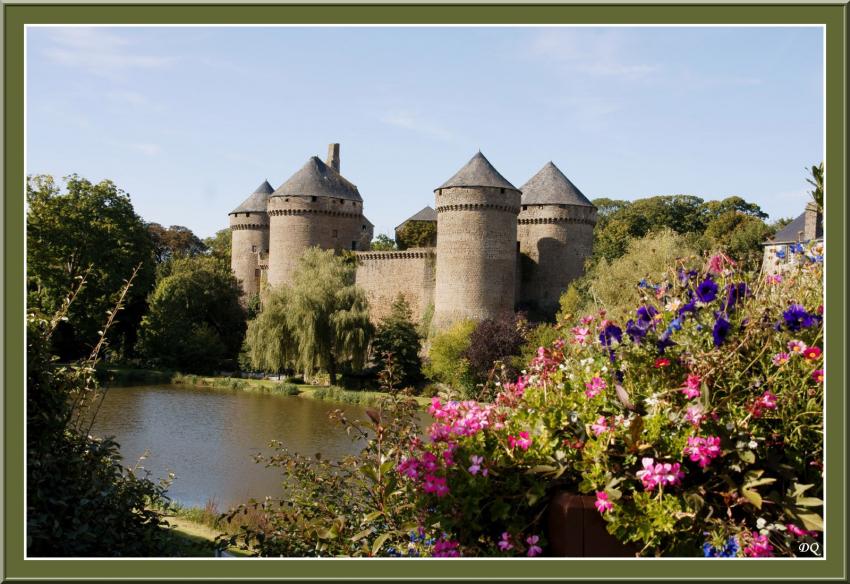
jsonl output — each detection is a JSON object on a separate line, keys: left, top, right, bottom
{"left": 518, "top": 162, "right": 597, "bottom": 316}
{"left": 228, "top": 180, "right": 273, "bottom": 300}
{"left": 229, "top": 145, "right": 595, "bottom": 325}
{"left": 433, "top": 152, "right": 522, "bottom": 329}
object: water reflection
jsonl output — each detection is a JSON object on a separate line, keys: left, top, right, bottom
{"left": 91, "top": 385, "right": 372, "bottom": 508}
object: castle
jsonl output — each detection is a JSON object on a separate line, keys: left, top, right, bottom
{"left": 229, "top": 144, "right": 597, "bottom": 328}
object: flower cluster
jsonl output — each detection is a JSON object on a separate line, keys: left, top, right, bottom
{"left": 683, "top": 436, "right": 722, "bottom": 468}
{"left": 635, "top": 457, "right": 684, "bottom": 490}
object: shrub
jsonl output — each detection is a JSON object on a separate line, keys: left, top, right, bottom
{"left": 423, "top": 320, "right": 476, "bottom": 397}
{"left": 372, "top": 295, "right": 423, "bottom": 389}
{"left": 463, "top": 313, "right": 528, "bottom": 383}
{"left": 395, "top": 242, "right": 824, "bottom": 557}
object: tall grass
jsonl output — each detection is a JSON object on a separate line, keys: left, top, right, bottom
{"left": 166, "top": 497, "right": 269, "bottom": 536}
{"left": 309, "top": 385, "right": 388, "bottom": 407}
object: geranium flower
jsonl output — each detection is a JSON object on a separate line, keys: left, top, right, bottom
{"left": 580, "top": 315, "right": 594, "bottom": 325}
{"left": 526, "top": 535, "right": 542, "bottom": 557}
{"left": 681, "top": 374, "right": 702, "bottom": 399}
{"left": 802, "top": 346, "right": 822, "bottom": 360}
{"left": 571, "top": 326, "right": 591, "bottom": 346}
{"left": 468, "top": 455, "right": 484, "bottom": 476}
{"left": 783, "top": 304, "right": 815, "bottom": 331}
{"left": 497, "top": 531, "right": 513, "bottom": 551}
{"left": 696, "top": 277, "right": 719, "bottom": 303}
{"left": 787, "top": 339, "right": 807, "bottom": 354}
{"left": 772, "top": 352, "right": 791, "bottom": 366}
{"left": 765, "top": 274, "right": 783, "bottom": 285}
{"left": 712, "top": 315, "right": 731, "bottom": 347}
{"left": 585, "top": 376, "right": 607, "bottom": 399}
{"left": 684, "top": 436, "right": 722, "bottom": 468}
{"left": 397, "top": 457, "right": 420, "bottom": 479}
{"left": 684, "top": 405, "right": 705, "bottom": 427}
{"left": 707, "top": 254, "right": 725, "bottom": 275}
{"left": 507, "top": 431, "right": 532, "bottom": 451}
{"left": 636, "top": 457, "right": 684, "bottom": 490}
{"left": 432, "top": 537, "right": 460, "bottom": 557}
{"left": 812, "top": 369, "right": 824, "bottom": 383}
{"left": 594, "top": 491, "right": 614, "bottom": 514}
{"left": 785, "top": 524, "right": 816, "bottom": 538}
{"left": 743, "top": 532, "right": 773, "bottom": 557}
{"left": 591, "top": 416, "right": 609, "bottom": 437}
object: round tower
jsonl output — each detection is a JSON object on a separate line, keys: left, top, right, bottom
{"left": 433, "top": 152, "right": 522, "bottom": 330}
{"left": 229, "top": 180, "right": 272, "bottom": 301}
{"left": 517, "top": 162, "right": 597, "bottom": 318}
{"left": 266, "top": 146, "right": 365, "bottom": 288}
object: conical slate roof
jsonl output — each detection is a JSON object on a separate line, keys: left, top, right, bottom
{"left": 436, "top": 152, "right": 519, "bottom": 192}
{"left": 272, "top": 156, "right": 363, "bottom": 202}
{"left": 395, "top": 206, "right": 437, "bottom": 231}
{"left": 229, "top": 180, "right": 274, "bottom": 214}
{"left": 520, "top": 162, "right": 594, "bottom": 207}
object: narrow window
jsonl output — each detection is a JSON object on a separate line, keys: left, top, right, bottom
{"left": 522, "top": 205, "right": 527, "bottom": 211}
{"left": 251, "top": 245, "right": 257, "bottom": 252}
{"left": 351, "top": 241, "right": 357, "bottom": 250}
{"left": 500, "top": 188, "right": 505, "bottom": 194}
{"left": 312, "top": 196, "right": 317, "bottom": 202}
{"left": 246, "top": 212, "right": 251, "bottom": 217}
{"left": 332, "top": 229, "right": 338, "bottom": 238}
{"left": 255, "top": 268, "right": 260, "bottom": 277}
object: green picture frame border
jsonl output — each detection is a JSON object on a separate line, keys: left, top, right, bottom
{"left": 3, "top": 2, "right": 846, "bottom": 581}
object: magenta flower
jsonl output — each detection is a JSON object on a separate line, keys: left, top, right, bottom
{"left": 497, "top": 531, "right": 514, "bottom": 551}
{"left": 684, "top": 436, "right": 722, "bottom": 468}
{"left": 396, "top": 456, "right": 420, "bottom": 479}
{"left": 422, "top": 474, "right": 449, "bottom": 497}
{"left": 681, "top": 374, "right": 702, "bottom": 399}
{"left": 468, "top": 455, "right": 484, "bottom": 475}
{"left": 802, "top": 346, "right": 822, "bottom": 360}
{"left": 759, "top": 391, "right": 777, "bottom": 410}
{"left": 772, "top": 352, "right": 791, "bottom": 366}
{"left": 591, "top": 416, "right": 609, "bottom": 437}
{"left": 787, "top": 340, "right": 807, "bottom": 354}
{"left": 580, "top": 315, "right": 594, "bottom": 325}
{"left": 594, "top": 491, "right": 614, "bottom": 514}
{"left": 785, "top": 524, "right": 816, "bottom": 538}
{"left": 684, "top": 405, "right": 705, "bottom": 427}
{"left": 585, "top": 376, "right": 607, "bottom": 399}
{"left": 743, "top": 532, "right": 773, "bottom": 557}
{"left": 571, "top": 326, "right": 591, "bottom": 346}
{"left": 508, "top": 431, "right": 532, "bottom": 451}
{"left": 636, "top": 457, "right": 684, "bottom": 490}
{"left": 526, "top": 535, "right": 543, "bottom": 557}
{"left": 432, "top": 537, "right": 460, "bottom": 557}
{"left": 812, "top": 369, "right": 824, "bottom": 383}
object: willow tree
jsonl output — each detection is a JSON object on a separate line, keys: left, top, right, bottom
{"left": 246, "top": 248, "right": 372, "bottom": 385}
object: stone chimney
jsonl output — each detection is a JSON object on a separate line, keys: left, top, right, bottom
{"left": 327, "top": 143, "right": 340, "bottom": 173}
{"left": 803, "top": 201, "right": 821, "bottom": 241}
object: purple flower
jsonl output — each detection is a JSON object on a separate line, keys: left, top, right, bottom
{"left": 696, "top": 277, "right": 719, "bottom": 303}
{"left": 712, "top": 315, "right": 731, "bottom": 347}
{"left": 656, "top": 333, "right": 677, "bottom": 354}
{"left": 722, "top": 283, "right": 749, "bottom": 313}
{"left": 526, "top": 535, "right": 543, "bottom": 557}
{"left": 783, "top": 304, "right": 815, "bottom": 331}
{"left": 678, "top": 293, "right": 699, "bottom": 317}
{"left": 598, "top": 322, "right": 623, "bottom": 348}
{"left": 497, "top": 531, "right": 513, "bottom": 551}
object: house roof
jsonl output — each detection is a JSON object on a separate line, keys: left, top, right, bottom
{"left": 395, "top": 206, "right": 437, "bottom": 231}
{"left": 768, "top": 211, "right": 823, "bottom": 244}
{"left": 272, "top": 156, "right": 363, "bottom": 202}
{"left": 520, "top": 162, "right": 595, "bottom": 207}
{"left": 229, "top": 180, "right": 274, "bottom": 214}
{"left": 436, "top": 152, "right": 519, "bottom": 192}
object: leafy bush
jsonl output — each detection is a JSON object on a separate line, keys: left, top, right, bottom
{"left": 423, "top": 320, "right": 477, "bottom": 396}
{"left": 395, "top": 242, "right": 824, "bottom": 557}
{"left": 463, "top": 313, "right": 528, "bottom": 384}
{"left": 371, "top": 295, "right": 423, "bottom": 389}
{"left": 396, "top": 221, "right": 437, "bottom": 250}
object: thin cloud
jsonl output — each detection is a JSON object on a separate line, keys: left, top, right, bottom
{"left": 380, "top": 110, "right": 455, "bottom": 142}
{"left": 528, "top": 29, "right": 659, "bottom": 81}
{"left": 41, "top": 27, "right": 175, "bottom": 76}
{"left": 131, "top": 143, "right": 162, "bottom": 157}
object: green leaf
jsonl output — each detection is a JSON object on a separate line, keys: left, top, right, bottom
{"left": 363, "top": 511, "right": 383, "bottom": 523}
{"left": 795, "top": 497, "right": 824, "bottom": 507}
{"left": 527, "top": 465, "right": 557, "bottom": 474}
{"left": 350, "top": 528, "right": 373, "bottom": 542}
{"left": 742, "top": 489, "right": 762, "bottom": 509}
{"left": 371, "top": 532, "right": 392, "bottom": 556}
{"left": 795, "top": 512, "right": 824, "bottom": 532}
{"left": 738, "top": 450, "right": 756, "bottom": 464}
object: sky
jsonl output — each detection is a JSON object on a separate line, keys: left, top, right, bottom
{"left": 26, "top": 25, "right": 823, "bottom": 239}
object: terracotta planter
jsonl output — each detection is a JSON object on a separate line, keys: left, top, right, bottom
{"left": 546, "top": 492, "right": 641, "bottom": 557}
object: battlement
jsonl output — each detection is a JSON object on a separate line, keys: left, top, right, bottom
{"left": 356, "top": 249, "right": 436, "bottom": 261}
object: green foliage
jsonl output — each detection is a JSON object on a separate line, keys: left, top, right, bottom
{"left": 244, "top": 248, "right": 373, "bottom": 385}
{"left": 147, "top": 223, "right": 208, "bottom": 263}
{"left": 221, "top": 397, "right": 427, "bottom": 556}
{"left": 370, "top": 234, "right": 397, "bottom": 251}
{"left": 136, "top": 256, "right": 246, "bottom": 373}
{"left": 396, "top": 221, "right": 437, "bottom": 250}
{"left": 423, "top": 320, "right": 476, "bottom": 396}
{"left": 27, "top": 274, "right": 179, "bottom": 557}
{"left": 519, "top": 322, "right": 560, "bottom": 366}
{"left": 806, "top": 162, "right": 824, "bottom": 211}
{"left": 701, "top": 212, "right": 775, "bottom": 271}
{"left": 26, "top": 174, "right": 156, "bottom": 360}
{"left": 372, "top": 295, "right": 423, "bottom": 389}
{"left": 557, "top": 284, "right": 584, "bottom": 323}
{"left": 203, "top": 228, "right": 232, "bottom": 267}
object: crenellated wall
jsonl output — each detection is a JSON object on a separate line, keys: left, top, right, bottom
{"left": 354, "top": 249, "right": 436, "bottom": 324}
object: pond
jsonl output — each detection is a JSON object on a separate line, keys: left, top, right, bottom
{"left": 90, "top": 384, "right": 375, "bottom": 509}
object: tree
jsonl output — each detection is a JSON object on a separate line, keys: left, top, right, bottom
{"left": 371, "top": 295, "right": 423, "bottom": 389}
{"left": 464, "top": 313, "right": 528, "bottom": 383}
{"left": 203, "top": 228, "right": 232, "bottom": 267}
{"left": 370, "top": 234, "right": 396, "bottom": 251}
{"left": 702, "top": 211, "right": 774, "bottom": 270}
{"left": 26, "top": 174, "right": 156, "bottom": 360}
{"left": 396, "top": 222, "right": 437, "bottom": 250}
{"left": 806, "top": 162, "right": 824, "bottom": 211}
{"left": 244, "top": 248, "right": 373, "bottom": 385}
{"left": 423, "top": 320, "right": 477, "bottom": 396}
{"left": 147, "top": 223, "right": 208, "bottom": 263}
{"left": 136, "top": 256, "right": 246, "bottom": 373}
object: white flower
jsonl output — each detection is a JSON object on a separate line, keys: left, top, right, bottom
{"left": 756, "top": 518, "right": 767, "bottom": 529}
{"left": 748, "top": 440, "right": 758, "bottom": 449}
{"left": 726, "top": 422, "right": 735, "bottom": 431}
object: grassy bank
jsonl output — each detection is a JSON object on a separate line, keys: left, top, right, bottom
{"left": 156, "top": 500, "right": 256, "bottom": 557}
{"left": 100, "top": 366, "right": 431, "bottom": 408}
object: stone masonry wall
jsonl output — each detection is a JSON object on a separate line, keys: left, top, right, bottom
{"left": 354, "top": 250, "right": 436, "bottom": 324}
{"left": 518, "top": 204, "right": 596, "bottom": 317}
{"left": 517, "top": 205, "right": 596, "bottom": 317}
{"left": 433, "top": 185, "right": 521, "bottom": 329}
{"left": 266, "top": 195, "right": 365, "bottom": 288}
{"left": 230, "top": 212, "right": 269, "bottom": 301}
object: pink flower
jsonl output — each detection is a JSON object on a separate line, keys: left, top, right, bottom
{"left": 708, "top": 254, "right": 725, "bottom": 275}
{"left": 422, "top": 474, "right": 449, "bottom": 497}
{"left": 743, "top": 532, "right": 773, "bottom": 557}
{"left": 765, "top": 274, "right": 783, "bottom": 285}
{"left": 785, "top": 524, "right": 816, "bottom": 538}
{"left": 585, "top": 376, "right": 607, "bottom": 399}
{"left": 759, "top": 391, "right": 777, "bottom": 410}
{"left": 468, "top": 455, "right": 484, "bottom": 476}
{"left": 594, "top": 491, "right": 613, "bottom": 514}
{"left": 497, "top": 531, "right": 513, "bottom": 551}
{"left": 802, "top": 346, "right": 822, "bottom": 360}
{"left": 681, "top": 374, "right": 702, "bottom": 399}
{"left": 580, "top": 315, "right": 594, "bottom": 325}
{"left": 432, "top": 537, "right": 460, "bottom": 557}
{"left": 636, "top": 457, "right": 684, "bottom": 490}
{"left": 526, "top": 535, "right": 542, "bottom": 557}
{"left": 421, "top": 452, "right": 439, "bottom": 473}
{"left": 787, "top": 340, "right": 807, "bottom": 354}
{"left": 683, "top": 436, "right": 722, "bottom": 468}
{"left": 508, "top": 431, "right": 532, "bottom": 451}
{"left": 812, "top": 369, "right": 824, "bottom": 383}
{"left": 396, "top": 456, "right": 420, "bottom": 479}
{"left": 571, "top": 326, "right": 591, "bottom": 346}
{"left": 772, "top": 352, "right": 791, "bottom": 366}
{"left": 591, "top": 416, "right": 609, "bottom": 437}
{"left": 684, "top": 405, "right": 705, "bottom": 427}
